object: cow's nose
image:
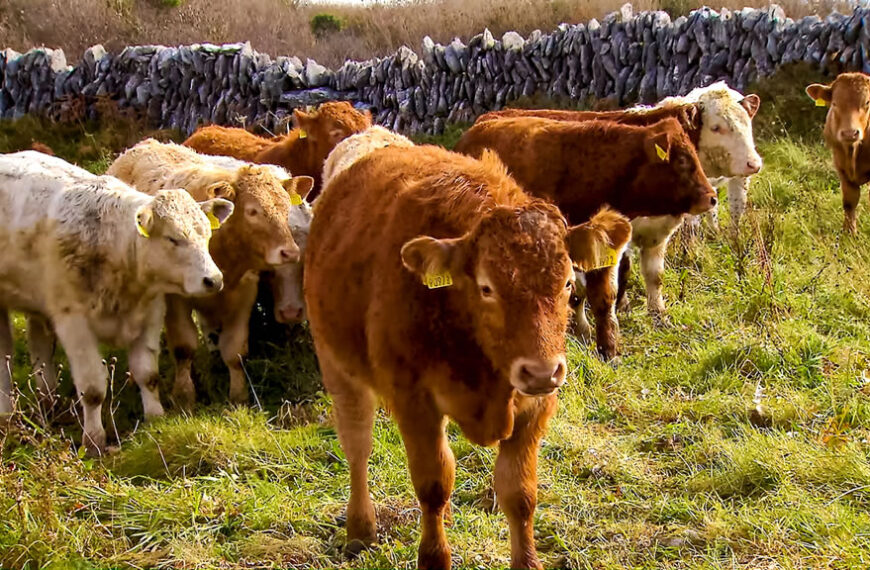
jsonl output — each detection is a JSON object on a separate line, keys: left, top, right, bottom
{"left": 840, "top": 129, "right": 861, "bottom": 142}
{"left": 276, "top": 305, "right": 304, "bottom": 323}
{"left": 709, "top": 195, "right": 718, "bottom": 207}
{"left": 512, "top": 357, "right": 567, "bottom": 396}
{"left": 279, "top": 247, "right": 300, "bottom": 263}
{"left": 746, "top": 159, "right": 762, "bottom": 175}
{"left": 203, "top": 275, "right": 223, "bottom": 292}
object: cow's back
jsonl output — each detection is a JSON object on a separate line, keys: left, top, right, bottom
{"left": 184, "top": 125, "right": 271, "bottom": 162}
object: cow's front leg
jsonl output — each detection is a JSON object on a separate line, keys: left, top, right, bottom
{"left": 494, "top": 394, "right": 558, "bottom": 570}
{"left": 27, "top": 314, "right": 57, "bottom": 405}
{"left": 129, "top": 299, "right": 166, "bottom": 418}
{"left": 585, "top": 266, "right": 620, "bottom": 361}
{"left": 53, "top": 314, "right": 106, "bottom": 456}
{"left": 639, "top": 240, "right": 670, "bottom": 325}
{"left": 395, "top": 399, "right": 455, "bottom": 569}
{"left": 165, "top": 295, "right": 199, "bottom": 411}
{"left": 0, "top": 309, "right": 12, "bottom": 415}
{"left": 728, "top": 176, "right": 750, "bottom": 228}
{"left": 841, "top": 174, "right": 861, "bottom": 234}
{"left": 219, "top": 273, "right": 260, "bottom": 405}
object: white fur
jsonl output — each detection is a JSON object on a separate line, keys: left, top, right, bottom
{"left": 322, "top": 125, "right": 414, "bottom": 189}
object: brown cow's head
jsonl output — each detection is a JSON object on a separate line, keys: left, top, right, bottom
{"left": 210, "top": 166, "right": 314, "bottom": 267}
{"left": 629, "top": 118, "right": 717, "bottom": 217}
{"left": 807, "top": 73, "right": 870, "bottom": 145}
{"left": 401, "top": 203, "right": 631, "bottom": 396}
{"left": 293, "top": 101, "right": 373, "bottom": 154}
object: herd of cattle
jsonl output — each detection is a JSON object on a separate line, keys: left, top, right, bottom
{"left": 1, "top": 69, "right": 869, "bottom": 568}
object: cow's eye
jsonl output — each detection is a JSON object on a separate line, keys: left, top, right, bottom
{"left": 480, "top": 284, "right": 494, "bottom": 297}
{"left": 710, "top": 125, "right": 721, "bottom": 133}
{"left": 565, "top": 278, "right": 574, "bottom": 291}
{"left": 245, "top": 208, "right": 258, "bottom": 217}
{"left": 167, "top": 236, "right": 181, "bottom": 246}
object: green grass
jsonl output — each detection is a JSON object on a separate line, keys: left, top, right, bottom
{"left": 3, "top": 82, "right": 870, "bottom": 568}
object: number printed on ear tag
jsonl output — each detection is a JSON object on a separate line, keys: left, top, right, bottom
{"left": 424, "top": 270, "right": 453, "bottom": 289}
{"left": 589, "top": 246, "right": 619, "bottom": 270}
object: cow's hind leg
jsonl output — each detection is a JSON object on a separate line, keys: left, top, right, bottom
{"left": 53, "top": 314, "right": 106, "bottom": 456}
{"left": 321, "top": 355, "right": 378, "bottom": 553}
{"left": 394, "top": 398, "right": 454, "bottom": 569}
{"left": 568, "top": 272, "right": 593, "bottom": 343}
{"left": 0, "top": 309, "right": 13, "bottom": 415}
{"left": 165, "top": 296, "right": 198, "bottom": 411}
{"left": 585, "top": 267, "right": 620, "bottom": 361}
{"left": 495, "top": 394, "right": 558, "bottom": 570}
{"left": 615, "top": 249, "right": 631, "bottom": 312}
{"left": 27, "top": 314, "right": 57, "bottom": 404}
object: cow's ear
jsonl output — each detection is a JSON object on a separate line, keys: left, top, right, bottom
{"left": 740, "top": 94, "right": 761, "bottom": 118}
{"left": 205, "top": 181, "right": 235, "bottom": 201}
{"left": 283, "top": 176, "right": 315, "bottom": 199}
{"left": 401, "top": 235, "right": 466, "bottom": 284}
{"left": 806, "top": 84, "right": 833, "bottom": 105}
{"left": 134, "top": 203, "right": 155, "bottom": 239}
{"left": 293, "top": 109, "right": 316, "bottom": 140}
{"left": 645, "top": 131, "right": 671, "bottom": 163}
{"left": 565, "top": 207, "right": 632, "bottom": 271}
{"left": 199, "top": 198, "right": 234, "bottom": 227}
{"left": 682, "top": 103, "right": 702, "bottom": 131}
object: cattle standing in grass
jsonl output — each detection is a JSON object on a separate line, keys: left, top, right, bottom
{"left": 454, "top": 116, "right": 715, "bottom": 359}
{"left": 183, "top": 101, "right": 372, "bottom": 197}
{"left": 0, "top": 151, "right": 231, "bottom": 455}
{"left": 305, "top": 143, "right": 631, "bottom": 569}
{"left": 108, "top": 140, "right": 313, "bottom": 406}
{"left": 806, "top": 73, "right": 870, "bottom": 234}
{"left": 477, "top": 83, "right": 763, "bottom": 324}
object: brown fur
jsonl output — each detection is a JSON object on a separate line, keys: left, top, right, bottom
{"left": 807, "top": 73, "right": 870, "bottom": 234}
{"left": 476, "top": 103, "right": 704, "bottom": 147}
{"left": 454, "top": 117, "right": 714, "bottom": 360}
{"left": 183, "top": 101, "right": 372, "bottom": 197}
{"left": 304, "top": 143, "right": 630, "bottom": 569}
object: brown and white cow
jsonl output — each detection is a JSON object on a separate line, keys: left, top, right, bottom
{"left": 454, "top": 116, "right": 715, "bottom": 359}
{"left": 0, "top": 151, "right": 231, "bottom": 455}
{"left": 807, "top": 72, "right": 870, "bottom": 234}
{"left": 478, "top": 82, "right": 763, "bottom": 324}
{"left": 305, "top": 143, "right": 631, "bottom": 569}
{"left": 184, "top": 101, "right": 372, "bottom": 198}
{"left": 108, "top": 140, "right": 313, "bottom": 406}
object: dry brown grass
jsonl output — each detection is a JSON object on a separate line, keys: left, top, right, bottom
{"left": 0, "top": 0, "right": 854, "bottom": 68}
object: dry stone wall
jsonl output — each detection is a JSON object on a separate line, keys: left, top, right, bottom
{"left": 1, "top": 4, "right": 867, "bottom": 135}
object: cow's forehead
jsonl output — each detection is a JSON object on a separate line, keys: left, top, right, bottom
{"left": 832, "top": 76, "right": 870, "bottom": 103}
{"left": 153, "top": 191, "right": 209, "bottom": 236}
{"left": 698, "top": 89, "right": 750, "bottom": 129}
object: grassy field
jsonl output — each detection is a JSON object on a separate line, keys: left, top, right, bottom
{"left": 3, "top": 76, "right": 870, "bottom": 569}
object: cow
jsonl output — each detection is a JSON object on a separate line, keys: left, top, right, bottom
{"left": 454, "top": 116, "right": 715, "bottom": 359}
{"left": 305, "top": 141, "right": 631, "bottom": 570}
{"left": 198, "top": 153, "right": 313, "bottom": 324}
{"left": 107, "top": 140, "right": 314, "bottom": 407}
{"left": 322, "top": 125, "right": 414, "bottom": 187}
{"left": 806, "top": 73, "right": 870, "bottom": 234}
{"left": 183, "top": 101, "right": 372, "bottom": 198}
{"left": 477, "top": 83, "right": 763, "bottom": 324}
{"left": 0, "top": 151, "right": 231, "bottom": 455}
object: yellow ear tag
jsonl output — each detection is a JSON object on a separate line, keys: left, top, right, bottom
{"left": 423, "top": 270, "right": 453, "bottom": 289}
{"left": 136, "top": 220, "right": 150, "bottom": 238}
{"left": 298, "top": 129, "right": 307, "bottom": 139}
{"left": 589, "top": 246, "right": 619, "bottom": 270}
{"left": 655, "top": 144, "right": 669, "bottom": 162}
{"left": 289, "top": 192, "right": 303, "bottom": 206}
{"left": 815, "top": 98, "right": 827, "bottom": 107}
{"left": 206, "top": 211, "right": 221, "bottom": 230}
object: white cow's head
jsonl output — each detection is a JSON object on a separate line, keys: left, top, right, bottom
{"left": 270, "top": 198, "right": 313, "bottom": 323}
{"left": 680, "top": 82, "right": 763, "bottom": 179}
{"left": 135, "top": 189, "right": 234, "bottom": 296}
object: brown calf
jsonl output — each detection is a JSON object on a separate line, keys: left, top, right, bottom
{"left": 454, "top": 116, "right": 715, "bottom": 359}
{"left": 183, "top": 101, "right": 372, "bottom": 198}
{"left": 807, "top": 73, "right": 870, "bottom": 234}
{"left": 305, "top": 144, "right": 631, "bottom": 569}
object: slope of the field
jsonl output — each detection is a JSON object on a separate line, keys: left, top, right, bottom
{"left": 2, "top": 71, "right": 870, "bottom": 569}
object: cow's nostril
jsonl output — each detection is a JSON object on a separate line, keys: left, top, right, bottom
{"left": 203, "top": 276, "right": 222, "bottom": 291}
{"left": 203, "top": 277, "right": 215, "bottom": 289}
{"left": 710, "top": 196, "right": 718, "bottom": 206}
{"left": 280, "top": 248, "right": 298, "bottom": 262}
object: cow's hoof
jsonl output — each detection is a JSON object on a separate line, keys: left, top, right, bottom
{"left": 344, "top": 539, "right": 372, "bottom": 558}
{"left": 229, "top": 390, "right": 250, "bottom": 406}
{"left": 650, "top": 312, "right": 671, "bottom": 328}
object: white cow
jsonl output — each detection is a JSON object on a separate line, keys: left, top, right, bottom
{"left": 0, "top": 151, "right": 232, "bottom": 455}
{"left": 621, "top": 82, "right": 762, "bottom": 322}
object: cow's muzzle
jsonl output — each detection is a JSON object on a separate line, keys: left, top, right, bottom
{"left": 510, "top": 356, "right": 567, "bottom": 396}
